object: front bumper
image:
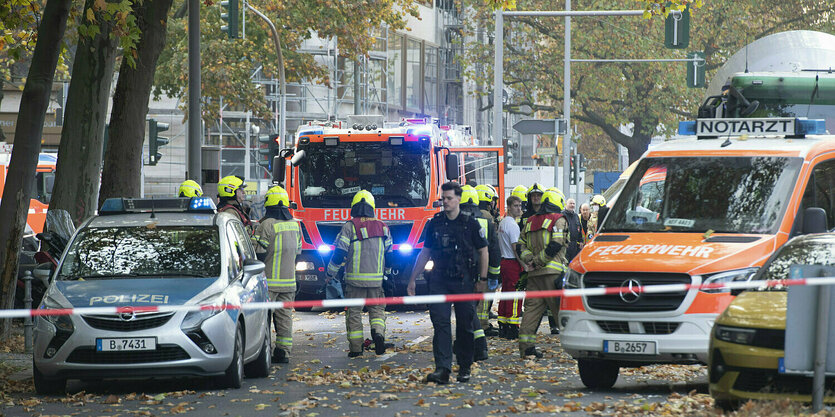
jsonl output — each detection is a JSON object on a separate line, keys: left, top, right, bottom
{"left": 33, "top": 310, "right": 237, "bottom": 380}
{"left": 558, "top": 310, "right": 716, "bottom": 364}
{"left": 709, "top": 337, "right": 835, "bottom": 403}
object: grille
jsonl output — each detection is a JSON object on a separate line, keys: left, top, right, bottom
{"left": 597, "top": 321, "right": 630, "bottom": 333}
{"left": 66, "top": 345, "right": 190, "bottom": 364}
{"left": 732, "top": 368, "right": 835, "bottom": 394}
{"left": 642, "top": 322, "right": 680, "bottom": 334}
{"left": 584, "top": 273, "right": 691, "bottom": 312}
{"left": 82, "top": 312, "right": 174, "bottom": 332}
{"left": 386, "top": 222, "right": 414, "bottom": 244}
{"left": 316, "top": 223, "right": 343, "bottom": 245}
{"left": 751, "top": 328, "right": 785, "bottom": 350}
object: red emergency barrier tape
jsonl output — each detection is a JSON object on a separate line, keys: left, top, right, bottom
{"left": 1, "top": 276, "right": 832, "bottom": 319}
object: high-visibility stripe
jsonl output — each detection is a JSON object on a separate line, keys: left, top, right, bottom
{"left": 270, "top": 228, "right": 284, "bottom": 286}
{"left": 488, "top": 265, "right": 500, "bottom": 275}
{"left": 519, "top": 334, "right": 536, "bottom": 343}
{"left": 277, "top": 337, "right": 293, "bottom": 346}
{"left": 474, "top": 329, "right": 485, "bottom": 339}
{"left": 274, "top": 222, "right": 300, "bottom": 233}
{"left": 497, "top": 316, "right": 507, "bottom": 324}
{"left": 360, "top": 227, "right": 369, "bottom": 239}
{"left": 542, "top": 218, "right": 552, "bottom": 230}
{"left": 352, "top": 241, "right": 361, "bottom": 276}
{"left": 505, "top": 317, "right": 522, "bottom": 325}
{"left": 348, "top": 331, "right": 364, "bottom": 339}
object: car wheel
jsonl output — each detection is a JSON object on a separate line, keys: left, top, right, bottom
{"left": 33, "top": 359, "right": 65, "bottom": 395}
{"left": 713, "top": 398, "right": 739, "bottom": 412}
{"left": 219, "top": 323, "right": 244, "bottom": 389}
{"left": 577, "top": 359, "right": 619, "bottom": 389}
{"left": 245, "top": 319, "right": 272, "bottom": 378}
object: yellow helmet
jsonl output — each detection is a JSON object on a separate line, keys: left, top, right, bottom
{"left": 351, "top": 190, "right": 376, "bottom": 211}
{"left": 265, "top": 185, "right": 290, "bottom": 207}
{"left": 511, "top": 185, "right": 528, "bottom": 202}
{"left": 541, "top": 190, "right": 565, "bottom": 212}
{"left": 475, "top": 184, "right": 496, "bottom": 203}
{"left": 178, "top": 180, "right": 203, "bottom": 198}
{"left": 527, "top": 183, "right": 545, "bottom": 198}
{"left": 547, "top": 187, "right": 565, "bottom": 201}
{"left": 461, "top": 185, "right": 479, "bottom": 206}
{"left": 218, "top": 175, "right": 247, "bottom": 198}
{"left": 591, "top": 194, "right": 607, "bottom": 206}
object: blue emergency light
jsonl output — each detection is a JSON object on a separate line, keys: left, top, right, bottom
{"left": 398, "top": 243, "right": 413, "bottom": 254}
{"left": 99, "top": 197, "right": 217, "bottom": 215}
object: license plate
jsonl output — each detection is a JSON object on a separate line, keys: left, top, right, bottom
{"left": 603, "top": 340, "right": 656, "bottom": 355}
{"left": 300, "top": 274, "right": 318, "bottom": 281}
{"left": 96, "top": 337, "right": 156, "bottom": 352}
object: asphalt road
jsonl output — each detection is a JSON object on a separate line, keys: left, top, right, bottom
{"left": 4, "top": 308, "right": 715, "bottom": 416}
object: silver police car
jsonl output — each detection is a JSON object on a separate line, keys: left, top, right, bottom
{"left": 33, "top": 197, "right": 272, "bottom": 394}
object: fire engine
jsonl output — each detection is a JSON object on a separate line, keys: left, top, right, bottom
{"left": 0, "top": 144, "right": 57, "bottom": 234}
{"left": 273, "top": 116, "right": 505, "bottom": 298}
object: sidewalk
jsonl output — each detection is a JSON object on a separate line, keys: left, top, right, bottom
{"left": 0, "top": 322, "right": 33, "bottom": 382}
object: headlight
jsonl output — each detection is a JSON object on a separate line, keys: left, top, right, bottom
{"left": 42, "top": 297, "right": 74, "bottom": 332}
{"left": 295, "top": 261, "right": 315, "bottom": 271}
{"left": 563, "top": 269, "right": 582, "bottom": 289}
{"left": 424, "top": 260, "right": 434, "bottom": 271}
{"left": 699, "top": 268, "right": 759, "bottom": 293}
{"left": 181, "top": 294, "right": 225, "bottom": 330}
{"left": 714, "top": 325, "right": 756, "bottom": 345}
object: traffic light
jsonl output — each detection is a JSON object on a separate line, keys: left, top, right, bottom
{"left": 503, "top": 139, "right": 518, "bottom": 173}
{"left": 570, "top": 154, "right": 584, "bottom": 185}
{"left": 258, "top": 133, "right": 280, "bottom": 169}
{"left": 664, "top": 6, "right": 690, "bottom": 49}
{"left": 148, "top": 119, "right": 170, "bottom": 166}
{"left": 220, "top": 0, "right": 239, "bottom": 39}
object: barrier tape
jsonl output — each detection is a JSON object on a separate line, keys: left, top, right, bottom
{"left": 2, "top": 276, "right": 832, "bottom": 319}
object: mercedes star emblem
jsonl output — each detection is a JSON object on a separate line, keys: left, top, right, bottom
{"left": 619, "top": 279, "right": 642, "bottom": 304}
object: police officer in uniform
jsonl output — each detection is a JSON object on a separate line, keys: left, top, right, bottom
{"left": 408, "top": 182, "right": 488, "bottom": 384}
{"left": 252, "top": 185, "right": 301, "bottom": 363}
{"left": 326, "top": 190, "right": 393, "bottom": 358}
{"left": 517, "top": 190, "right": 568, "bottom": 358}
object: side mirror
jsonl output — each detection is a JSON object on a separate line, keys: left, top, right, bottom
{"left": 290, "top": 149, "right": 306, "bottom": 167}
{"left": 243, "top": 258, "right": 265, "bottom": 277}
{"left": 272, "top": 155, "right": 285, "bottom": 184}
{"left": 802, "top": 207, "right": 827, "bottom": 235}
{"left": 432, "top": 200, "right": 442, "bottom": 208}
{"left": 445, "top": 154, "right": 459, "bottom": 181}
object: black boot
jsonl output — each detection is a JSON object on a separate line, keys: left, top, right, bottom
{"left": 498, "top": 323, "right": 508, "bottom": 339}
{"left": 474, "top": 348, "right": 489, "bottom": 362}
{"left": 507, "top": 325, "right": 519, "bottom": 340}
{"left": 372, "top": 330, "right": 386, "bottom": 355}
{"left": 484, "top": 325, "right": 499, "bottom": 337}
{"left": 273, "top": 348, "right": 289, "bottom": 364}
{"left": 524, "top": 347, "right": 544, "bottom": 358}
{"left": 548, "top": 313, "right": 559, "bottom": 334}
{"left": 426, "top": 368, "right": 450, "bottom": 384}
{"left": 457, "top": 365, "right": 471, "bottom": 383}
{"left": 348, "top": 351, "right": 363, "bottom": 358}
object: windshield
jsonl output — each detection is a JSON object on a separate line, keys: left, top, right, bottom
{"left": 58, "top": 226, "right": 221, "bottom": 280}
{"left": 754, "top": 237, "right": 835, "bottom": 289}
{"left": 298, "top": 141, "right": 430, "bottom": 208}
{"left": 603, "top": 156, "right": 802, "bottom": 234}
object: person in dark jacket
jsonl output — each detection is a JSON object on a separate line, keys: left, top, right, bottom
{"left": 562, "top": 198, "right": 583, "bottom": 262}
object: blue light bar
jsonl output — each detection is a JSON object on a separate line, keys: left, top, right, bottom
{"left": 189, "top": 197, "right": 217, "bottom": 212}
{"left": 317, "top": 244, "right": 332, "bottom": 254}
{"left": 678, "top": 121, "right": 696, "bottom": 136}
{"left": 796, "top": 118, "right": 827, "bottom": 135}
{"left": 100, "top": 198, "right": 125, "bottom": 213}
{"left": 398, "top": 243, "right": 413, "bottom": 254}
{"left": 297, "top": 128, "right": 323, "bottom": 136}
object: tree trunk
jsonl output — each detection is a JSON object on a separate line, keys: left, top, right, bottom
{"left": 99, "top": 0, "right": 174, "bottom": 206}
{"left": 0, "top": 78, "right": 6, "bottom": 142}
{"left": 575, "top": 108, "right": 652, "bottom": 165}
{"left": 0, "top": 0, "right": 71, "bottom": 338}
{"left": 49, "top": 0, "right": 119, "bottom": 224}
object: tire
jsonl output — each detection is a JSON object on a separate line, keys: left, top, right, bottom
{"left": 713, "top": 398, "right": 739, "bottom": 412}
{"left": 33, "top": 360, "right": 65, "bottom": 395}
{"left": 218, "top": 324, "right": 244, "bottom": 389}
{"left": 577, "top": 359, "right": 619, "bottom": 389}
{"left": 245, "top": 319, "right": 272, "bottom": 378}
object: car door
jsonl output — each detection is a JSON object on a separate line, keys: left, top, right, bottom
{"left": 230, "top": 222, "right": 267, "bottom": 358}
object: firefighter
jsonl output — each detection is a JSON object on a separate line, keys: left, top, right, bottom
{"left": 252, "top": 185, "right": 301, "bottom": 363}
{"left": 461, "top": 186, "right": 501, "bottom": 359}
{"left": 521, "top": 183, "right": 545, "bottom": 225}
{"left": 325, "top": 190, "right": 393, "bottom": 358}
{"left": 517, "top": 190, "right": 568, "bottom": 358}
{"left": 511, "top": 185, "right": 528, "bottom": 205}
{"left": 217, "top": 175, "right": 253, "bottom": 232}
{"left": 407, "top": 182, "right": 488, "bottom": 384}
{"left": 475, "top": 184, "right": 500, "bottom": 224}
{"left": 178, "top": 180, "right": 203, "bottom": 198}
{"left": 588, "top": 194, "right": 607, "bottom": 241}
{"left": 475, "top": 183, "right": 501, "bottom": 323}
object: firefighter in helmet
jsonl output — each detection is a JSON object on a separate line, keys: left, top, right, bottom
{"left": 178, "top": 180, "right": 203, "bottom": 198}
{"left": 217, "top": 175, "right": 253, "bottom": 232}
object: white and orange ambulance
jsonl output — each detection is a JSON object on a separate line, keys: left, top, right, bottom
{"left": 559, "top": 116, "right": 833, "bottom": 389}
{"left": 0, "top": 146, "right": 57, "bottom": 234}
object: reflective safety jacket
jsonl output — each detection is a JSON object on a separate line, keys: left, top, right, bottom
{"left": 519, "top": 213, "right": 568, "bottom": 278}
{"left": 326, "top": 218, "right": 393, "bottom": 287}
{"left": 472, "top": 211, "right": 501, "bottom": 278}
{"left": 585, "top": 213, "right": 599, "bottom": 243}
{"left": 252, "top": 218, "right": 302, "bottom": 292}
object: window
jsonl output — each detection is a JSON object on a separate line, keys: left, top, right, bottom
{"left": 424, "top": 46, "right": 438, "bottom": 114}
{"left": 387, "top": 33, "right": 403, "bottom": 107}
{"left": 226, "top": 224, "right": 242, "bottom": 278}
{"left": 406, "top": 39, "right": 422, "bottom": 109}
{"left": 232, "top": 222, "right": 256, "bottom": 260}
{"left": 798, "top": 159, "right": 835, "bottom": 232}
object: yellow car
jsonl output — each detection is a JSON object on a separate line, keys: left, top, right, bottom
{"left": 709, "top": 233, "right": 835, "bottom": 409}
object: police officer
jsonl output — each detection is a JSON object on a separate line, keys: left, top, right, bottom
{"left": 325, "top": 190, "right": 393, "bottom": 358}
{"left": 178, "top": 180, "right": 203, "bottom": 198}
{"left": 408, "top": 182, "right": 488, "bottom": 384}
{"left": 252, "top": 185, "right": 301, "bottom": 363}
{"left": 218, "top": 175, "right": 253, "bottom": 232}
{"left": 461, "top": 186, "right": 501, "bottom": 358}
{"left": 517, "top": 190, "right": 568, "bottom": 358}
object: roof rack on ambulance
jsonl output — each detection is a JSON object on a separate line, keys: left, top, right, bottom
{"left": 678, "top": 117, "right": 827, "bottom": 139}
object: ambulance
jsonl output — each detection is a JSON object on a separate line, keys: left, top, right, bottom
{"left": 559, "top": 116, "right": 832, "bottom": 389}
{"left": 274, "top": 117, "right": 505, "bottom": 298}
{"left": 0, "top": 146, "right": 57, "bottom": 234}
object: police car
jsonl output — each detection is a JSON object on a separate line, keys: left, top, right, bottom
{"left": 33, "top": 197, "right": 272, "bottom": 394}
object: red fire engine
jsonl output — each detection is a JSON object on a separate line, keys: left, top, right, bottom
{"left": 274, "top": 117, "right": 505, "bottom": 298}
